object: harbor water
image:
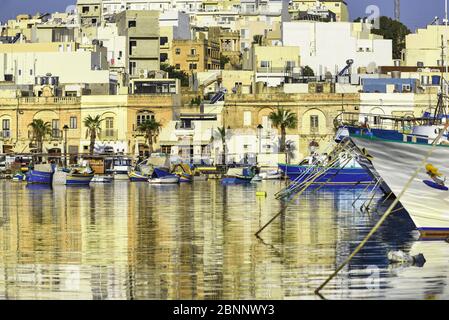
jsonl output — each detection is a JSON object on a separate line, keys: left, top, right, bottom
{"left": 0, "top": 180, "right": 448, "bottom": 299}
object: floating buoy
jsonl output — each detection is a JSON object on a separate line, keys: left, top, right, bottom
{"left": 256, "top": 191, "right": 267, "bottom": 197}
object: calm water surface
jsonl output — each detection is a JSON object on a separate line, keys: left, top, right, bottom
{"left": 0, "top": 180, "right": 448, "bottom": 300}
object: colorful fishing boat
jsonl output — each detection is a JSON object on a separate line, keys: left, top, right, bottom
{"left": 12, "top": 172, "right": 26, "bottom": 182}
{"left": 53, "top": 165, "right": 95, "bottom": 186}
{"left": 172, "top": 163, "right": 193, "bottom": 182}
{"left": 148, "top": 167, "right": 180, "bottom": 184}
{"left": 128, "top": 171, "right": 149, "bottom": 182}
{"left": 26, "top": 164, "right": 55, "bottom": 185}
{"left": 221, "top": 167, "right": 256, "bottom": 185}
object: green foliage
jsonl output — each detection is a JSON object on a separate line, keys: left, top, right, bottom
{"left": 83, "top": 115, "right": 103, "bottom": 155}
{"left": 268, "top": 108, "right": 298, "bottom": 153}
{"left": 29, "top": 119, "right": 51, "bottom": 153}
{"left": 137, "top": 118, "right": 162, "bottom": 154}
{"left": 302, "top": 65, "right": 315, "bottom": 77}
{"left": 161, "top": 63, "right": 190, "bottom": 87}
{"left": 220, "top": 55, "right": 230, "bottom": 69}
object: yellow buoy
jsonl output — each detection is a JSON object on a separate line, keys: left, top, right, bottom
{"left": 256, "top": 191, "right": 267, "bottom": 197}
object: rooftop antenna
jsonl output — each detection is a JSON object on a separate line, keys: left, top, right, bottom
{"left": 394, "top": 0, "right": 400, "bottom": 21}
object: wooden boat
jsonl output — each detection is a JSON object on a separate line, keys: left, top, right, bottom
{"left": 26, "top": 164, "right": 55, "bottom": 185}
{"left": 221, "top": 167, "right": 256, "bottom": 185}
{"left": 172, "top": 163, "right": 193, "bottom": 182}
{"left": 148, "top": 167, "right": 180, "bottom": 184}
{"left": 53, "top": 166, "right": 95, "bottom": 186}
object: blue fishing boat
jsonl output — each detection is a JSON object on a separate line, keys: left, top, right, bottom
{"left": 148, "top": 167, "right": 179, "bottom": 184}
{"left": 221, "top": 167, "right": 256, "bottom": 185}
{"left": 278, "top": 159, "right": 373, "bottom": 186}
{"left": 26, "top": 164, "right": 55, "bottom": 185}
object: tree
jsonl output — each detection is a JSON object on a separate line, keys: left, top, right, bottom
{"left": 216, "top": 126, "right": 227, "bottom": 165}
{"left": 302, "top": 65, "right": 315, "bottom": 77}
{"left": 137, "top": 118, "right": 162, "bottom": 154}
{"left": 354, "top": 16, "right": 410, "bottom": 59}
{"left": 160, "top": 63, "right": 190, "bottom": 87}
{"left": 220, "top": 55, "right": 230, "bottom": 69}
{"left": 29, "top": 119, "right": 51, "bottom": 154}
{"left": 84, "top": 115, "right": 103, "bottom": 155}
{"left": 269, "top": 108, "right": 298, "bottom": 153}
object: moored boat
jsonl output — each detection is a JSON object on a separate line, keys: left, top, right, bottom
{"left": 221, "top": 167, "right": 256, "bottom": 185}
{"left": 278, "top": 158, "right": 373, "bottom": 186}
{"left": 172, "top": 163, "right": 193, "bottom": 182}
{"left": 26, "top": 164, "right": 55, "bottom": 185}
{"left": 148, "top": 167, "right": 180, "bottom": 184}
{"left": 53, "top": 165, "right": 95, "bottom": 186}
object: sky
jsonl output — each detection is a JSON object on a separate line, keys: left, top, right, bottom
{"left": 0, "top": 0, "right": 447, "bottom": 31}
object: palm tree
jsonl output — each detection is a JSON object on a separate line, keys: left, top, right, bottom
{"left": 29, "top": 119, "right": 51, "bottom": 154}
{"left": 268, "top": 108, "right": 298, "bottom": 153}
{"left": 216, "top": 126, "right": 227, "bottom": 165}
{"left": 84, "top": 115, "right": 103, "bottom": 155}
{"left": 137, "top": 118, "right": 162, "bottom": 154}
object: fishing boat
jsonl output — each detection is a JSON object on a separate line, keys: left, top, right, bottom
{"left": 258, "top": 170, "right": 283, "bottom": 180}
{"left": 105, "top": 156, "right": 132, "bottom": 180}
{"left": 172, "top": 163, "right": 193, "bottom": 182}
{"left": 221, "top": 167, "right": 256, "bottom": 185}
{"left": 12, "top": 172, "right": 26, "bottom": 182}
{"left": 26, "top": 164, "right": 55, "bottom": 185}
{"left": 148, "top": 167, "right": 180, "bottom": 184}
{"left": 53, "top": 165, "right": 95, "bottom": 186}
{"left": 278, "top": 155, "right": 373, "bottom": 186}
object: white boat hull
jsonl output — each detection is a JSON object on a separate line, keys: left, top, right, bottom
{"left": 352, "top": 136, "right": 449, "bottom": 237}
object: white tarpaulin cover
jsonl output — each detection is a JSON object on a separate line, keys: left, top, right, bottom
{"left": 352, "top": 136, "right": 449, "bottom": 231}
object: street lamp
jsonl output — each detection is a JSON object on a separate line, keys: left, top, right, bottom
{"left": 257, "top": 124, "right": 263, "bottom": 160}
{"left": 63, "top": 125, "right": 69, "bottom": 167}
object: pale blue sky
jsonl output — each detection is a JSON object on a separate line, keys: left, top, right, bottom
{"left": 0, "top": 0, "right": 446, "bottom": 31}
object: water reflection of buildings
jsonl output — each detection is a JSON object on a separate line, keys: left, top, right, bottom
{"left": 1, "top": 181, "right": 445, "bottom": 299}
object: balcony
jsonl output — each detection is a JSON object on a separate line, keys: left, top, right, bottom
{"left": 187, "top": 54, "right": 200, "bottom": 62}
{"left": 102, "top": 129, "right": 118, "bottom": 140}
{"left": 175, "top": 122, "right": 195, "bottom": 130}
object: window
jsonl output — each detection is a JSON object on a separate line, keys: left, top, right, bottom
{"left": 52, "top": 119, "right": 60, "bottom": 138}
{"left": 128, "top": 20, "right": 136, "bottom": 28}
{"left": 105, "top": 117, "right": 114, "bottom": 138}
{"left": 160, "top": 37, "right": 168, "bottom": 46}
{"left": 189, "top": 63, "right": 197, "bottom": 70}
{"left": 70, "top": 116, "right": 77, "bottom": 129}
{"left": 190, "top": 48, "right": 196, "bottom": 55}
{"left": 129, "top": 61, "right": 136, "bottom": 75}
{"left": 137, "top": 112, "right": 155, "bottom": 126}
{"left": 160, "top": 53, "right": 168, "bottom": 62}
{"left": 175, "top": 64, "right": 181, "bottom": 69}
{"left": 129, "top": 40, "right": 137, "bottom": 55}
{"left": 310, "top": 115, "right": 319, "bottom": 131}
{"left": 175, "top": 48, "right": 181, "bottom": 55}
{"left": 260, "top": 61, "right": 270, "bottom": 68}
{"left": 161, "top": 145, "right": 172, "bottom": 155}
{"left": 2, "top": 119, "right": 10, "bottom": 130}
{"left": 82, "top": 6, "right": 89, "bottom": 13}
{"left": 18, "top": 70, "right": 22, "bottom": 76}
{"left": 30, "top": 69, "right": 33, "bottom": 76}
{"left": 243, "top": 111, "right": 252, "bottom": 126}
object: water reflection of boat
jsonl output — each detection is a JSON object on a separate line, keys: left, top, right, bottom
{"left": 26, "top": 164, "right": 55, "bottom": 185}
{"left": 148, "top": 167, "right": 179, "bottom": 184}
{"left": 221, "top": 167, "right": 256, "bottom": 185}
{"left": 91, "top": 175, "right": 113, "bottom": 183}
